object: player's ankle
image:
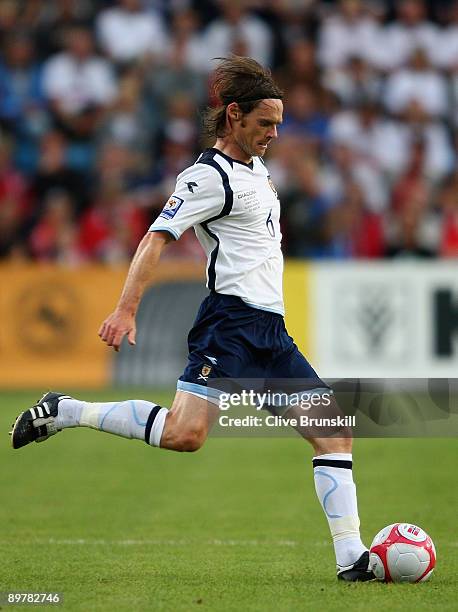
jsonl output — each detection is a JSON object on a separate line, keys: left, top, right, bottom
{"left": 335, "top": 536, "right": 367, "bottom": 568}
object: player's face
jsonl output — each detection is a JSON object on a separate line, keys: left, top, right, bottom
{"left": 236, "top": 99, "right": 283, "bottom": 158}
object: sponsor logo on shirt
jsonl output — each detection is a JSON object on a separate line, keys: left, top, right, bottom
{"left": 159, "top": 195, "right": 184, "bottom": 220}
{"left": 186, "top": 181, "right": 198, "bottom": 193}
{"left": 236, "top": 189, "right": 261, "bottom": 212}
{"left": 237, "top": 190, "right": 256, "bottom": 199}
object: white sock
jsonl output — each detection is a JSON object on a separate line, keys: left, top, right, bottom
{"left": 56, "top": 398, "right": 168, "bottom": 446}
{"left": 313, "top": 453, "right": 367, "bottom": 568}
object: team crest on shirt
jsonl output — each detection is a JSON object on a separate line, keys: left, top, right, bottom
{"left": 159, "top": 195, "right": 184, "bottom": 220}
{"left": 198, "top": 364, "right": 212, "bottom": 382}
{"left": 267, "top": 175, "right": 278, "bottom": 199}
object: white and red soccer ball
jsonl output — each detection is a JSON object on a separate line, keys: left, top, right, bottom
{"left": 369, "top": 523, "right": 436, "bottom": 583}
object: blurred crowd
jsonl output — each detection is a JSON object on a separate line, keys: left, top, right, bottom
{"left": 1, "top": 0, "right": 458, "bottom": 263}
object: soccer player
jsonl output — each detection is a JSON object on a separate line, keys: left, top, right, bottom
{"left": 11, "top": 57, "right": 374, "bottom": 581}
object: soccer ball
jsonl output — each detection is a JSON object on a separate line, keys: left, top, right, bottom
{"left": 369, "top": 523, "right": 436, "bottom": 583}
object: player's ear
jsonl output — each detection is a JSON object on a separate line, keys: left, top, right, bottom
{"left": 227, "top": 102, "right": 241, "bottom": 122}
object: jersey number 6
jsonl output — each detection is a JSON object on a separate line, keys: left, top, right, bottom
{"left": 266, "top": 209, "right": 275, "bottom": 238}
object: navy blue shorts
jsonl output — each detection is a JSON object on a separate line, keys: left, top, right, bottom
{"left": 178, "top": 292, "right": 326, "bottom": 399}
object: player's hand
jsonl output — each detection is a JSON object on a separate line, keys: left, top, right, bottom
{"left": 98, "top": 310, "right": 136, "bottom": 352}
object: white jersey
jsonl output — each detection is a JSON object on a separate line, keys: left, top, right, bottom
{"left": 149, "top": 147, "right": 284, "bottom": 315}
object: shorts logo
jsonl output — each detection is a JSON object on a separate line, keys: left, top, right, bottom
{"left": 198, "top": 364, "right": 212, "bottom": 382}
{"left": 159, "top": 195, "right": 184, "bottom": 220}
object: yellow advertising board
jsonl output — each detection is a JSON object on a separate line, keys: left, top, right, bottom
{"left": 0, "top": 262, "right": 205, "bottom": 388}
{"left": 283, "top": 260, "right": 313, "bottom": 361}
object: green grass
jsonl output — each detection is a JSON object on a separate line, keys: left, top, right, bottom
{"left": 0, "top": 390, "right": 456, "bottom": 611}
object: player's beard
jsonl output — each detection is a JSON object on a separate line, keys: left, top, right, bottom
{"left": 235, "top": 138, "right": 255, "bottom": 159}
{"left": 236, "top": 119, "right": 260, "bottom": 159}
{"left": 238, "top": 135, "right": 267, "bottom": 159}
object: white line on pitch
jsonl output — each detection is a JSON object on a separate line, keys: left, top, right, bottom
{"left": 40, "top": 538, "right": 330, "bottom": 547}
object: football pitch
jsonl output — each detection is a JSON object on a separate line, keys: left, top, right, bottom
{"left": 1, "top": 390, "right": 456, "bottom": 611}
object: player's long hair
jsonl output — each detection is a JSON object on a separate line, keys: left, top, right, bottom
{"left": 203, "top": 56, "right": 283, "bottom": 141}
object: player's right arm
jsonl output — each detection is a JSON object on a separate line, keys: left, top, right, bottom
{"left": 99, "top": 163, "right": 223, "bottom": 352}
{"left": 98, "top": 230, "right": 172, "bottom": 351}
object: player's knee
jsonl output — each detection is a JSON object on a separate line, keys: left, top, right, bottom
{"left": 175, "top": 425, "right": 207, "bottom": 452}
{"left": 311, "top": 435, "right": 353, "bottom": 456}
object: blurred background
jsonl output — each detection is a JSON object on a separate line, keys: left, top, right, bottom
{"left": 1, "top": 0, "right": 458, "bottom": 388}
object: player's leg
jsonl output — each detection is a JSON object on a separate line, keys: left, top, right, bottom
{"left": 307, "top": 431, "right": 373, "bottom": 581}
{"left": 10, "top": 390, "right": 218, "bottom": 452}
{"left": 276, "top": 398, "right": 371, "bottom": 580}
{"left": 267, "top": 337, "right": 373, "bottom": 581}
{"left": 160, "top": 390, "right": 220, "bottom": 451}
{"left": 271, "top": 407, "right": 370, "bottom": 578}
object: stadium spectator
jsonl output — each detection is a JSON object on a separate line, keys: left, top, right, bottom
{"left": 438, "top": 172, "right": 458, "bottom": 256}
{"left": 320, "top": 138, "right": 388, "bottom": 215}
{"left": 201, "top": 0, "right": 273, "bottom": 71}
{"left": 383, "top": 48, "right": 449, "bottom": 118}
{"left": 152, "top": 95, "right": 199, "bottom": 195}
{"left": 0, "top": 136, "right": 31, "bottom": 258}
{"left": 264, "top": 133, "right": 310, "bottom": 194}
{"left": 322, "top": 180, "right": 385, "bottom": 258}
{"left": 328, "top": 100, "right": 404, "bottom": 182}
{"left": 433, "top": 1, "right": 458, "bottom": 69}
{"left": 96, "top": 0, "right": 168, "bottom": 65}
{"left": 379, "top": 0, "right": 439, "bottom": 70}
{"left": 317, "top": 0, "right": 382, "bottom": 69}
{"left": 0, "top": 32, "right": 46, "bottom": 139}
{"left": 0, "top": 196, "right": 26, "bottom": 259}
{"left": 385, "top": 181, "right": 440, "bottom": 257}
{"left": 281, "top": 83, "right": 330, "bottom": 148}
{"left": 31, "top": 131, "right": 88, "bottom": 219}
{"left": 99, "top": 68, "right": 155, "bottom": 153}
{"left": 268, "top": 0, "right": 319, "bottom": 61}
{"left": 441, "top": 3, "right": 458, "bottom": 125}
{"left": 164, "top": 9, "right": 206, "bottom": 74}
{"left": 390, "top": 136, "right": 429, "bottom": 211}
{"left": 280, "top": 154, "right": 332, "bottom": 257}
{"left": 274, "top": 38, "right": 320, "bottom": 91}
{"left": 399, "top": 101, "right": 454, "bottom": 181}
{"left": 78, "top": 181, "right": 147, "bottom": 263}
{"left": 33, "top": 0, "right": 95, "bottom": 60}
{"left": 29, "top": 188, "right": 82, "bottom": 264}
{"left": 42, "top": 25, "right": 117, "bottom": 141}
{"left": 323, "top": 56, "right": 382, "bottom": 107}
{"left": 144, "top": 11, "right": 207, "bottom": 131}
{"left": 0, "top": 0, "right": 21, "bottom": 40}
{"left": 95, "top": 139, "right": 144, "bottom": 192}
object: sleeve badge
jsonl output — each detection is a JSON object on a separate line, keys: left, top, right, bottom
{"left": 159, "top": 195, "right": 184, "bottom": 220}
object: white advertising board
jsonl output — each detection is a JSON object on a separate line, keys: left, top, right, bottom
{"left": 311, "top": 262, "right": 458, "bottom": 378}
